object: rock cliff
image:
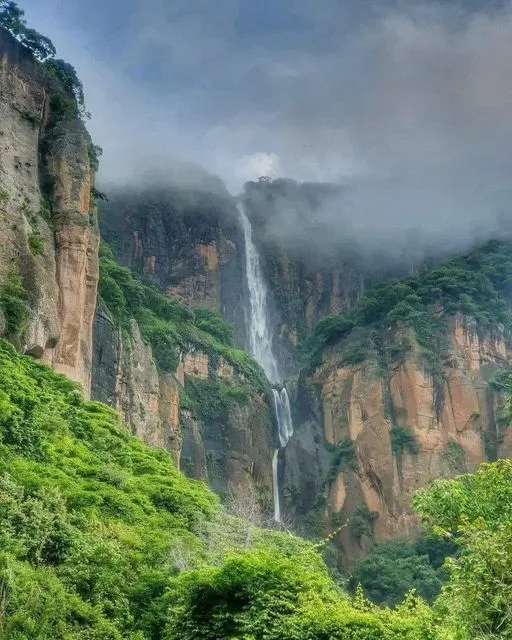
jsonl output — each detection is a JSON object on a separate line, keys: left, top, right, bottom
{"left": 282, "top": 241, "right": 512, "bottom": 564}
{"left": 0, "top": 28, "right": 98, "bottom": 393}
{"left": 91, "top": 248, "right": 275, "bottom": 510}
{"left": 99, "top": 186, "right": 247, "bottom": 343}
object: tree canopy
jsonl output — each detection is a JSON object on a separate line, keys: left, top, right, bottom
{"left": 0, "top": 1, "right": 55, "bottom": 60}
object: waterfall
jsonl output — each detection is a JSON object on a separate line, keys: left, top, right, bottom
{"left": 238, "top": 202, "right": 294, "bottom": 522}
{"left": 272, "top": 388, "right": 294, "bottom": 448}
{"left": 272, "top": 449, "right": 280, "bottom": 522}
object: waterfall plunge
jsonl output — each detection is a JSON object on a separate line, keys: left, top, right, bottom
{"left": 238, "top": 203, "right": 294, "bottom": 522}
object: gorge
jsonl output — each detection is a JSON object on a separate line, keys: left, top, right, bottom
{"left": 2, "top": 4, "right": 512, "bottom": 636}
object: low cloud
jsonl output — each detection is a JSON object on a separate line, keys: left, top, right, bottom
{"left": 20, "top": 0, "right": 512, "bottom": 263}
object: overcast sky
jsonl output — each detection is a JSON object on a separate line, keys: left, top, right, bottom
{"left": 19, "top": 0, "right": 512, "bottom": 229}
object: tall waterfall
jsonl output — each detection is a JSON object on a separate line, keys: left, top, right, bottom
{"left": 238, "top": 202, "right": 294, "bottom": 522}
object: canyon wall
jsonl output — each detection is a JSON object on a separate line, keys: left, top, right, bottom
{"left": 283, "top": 315, "right": 511, "bottom": 564}
{"left": 91, "top": 305, "right": 275, "bottom": 507}
{"left": 99, "top": 187, "right": 248, "bottom": 344}
{"left": 0, "top": 29, "right": 98, "bottom": 393}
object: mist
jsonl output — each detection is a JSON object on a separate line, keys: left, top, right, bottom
{"left": 19, "top": 0, "right": 512, "bottom": 265}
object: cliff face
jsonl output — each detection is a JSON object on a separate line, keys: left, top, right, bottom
{"left": 91, "top": 306, "right": 274, "bottom": 507}
{"left": 283, "top": 315, "right": 510, "bottom": 563}
{"left": 99, "top": 187, "right": 247, "bottom": 343}
{"left": 0, "top": 30, "right": 98, "bottom": 393}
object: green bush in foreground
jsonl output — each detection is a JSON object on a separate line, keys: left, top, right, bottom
{"left": 165, "top": 547, "right": 435, "bottom": 640}
{"left": 0, "top": 338, "right": 217, "bottom": 637}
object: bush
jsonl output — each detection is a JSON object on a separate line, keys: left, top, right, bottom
{"left": 349, "top": 537, "right": 449, "bottom": 606}
{"left": 0, "top": 274, "right": 31, "bottom": 337}
{"left": 28, "top": 232, "right": 44, "bottom": 256}
{"left": 391, "top": 425, "right": 419, "bottom": 457}
{"left": 326, "top": 438, "right": 356, "bottom": 484}
{"left": 0, "top": 187, "right": 10, "bottom": 204}
{"left": 351, "top": 504, "right": 379, "bottom": 540}
{"left": 164, "top": 548, "right": 425, "bottom": 640}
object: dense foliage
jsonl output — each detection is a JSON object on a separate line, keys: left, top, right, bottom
{"left": 165, "top": 547, "right": 434, "bottom": 640}
{"left": 0, "top": 2, "right": 88, "bottom": 118}
{"left": 0, "top": 339, "right": 217, "bottom": 637}
{"left": 0, "top": 273, "right": 32, "bottom": 342}
{"left": 349, "top": 532, "right": 456, "bottom": 606}
{"left": 414, "top": 458, "right": 512, "bottom": 639}
{"left": 0, "top": 339, "right": 436, "bottom": 639}
{"left": 303, "top": 240, "right": 512, "bottom": 371}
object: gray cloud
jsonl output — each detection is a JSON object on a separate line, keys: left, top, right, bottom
{"left": 19, "top": 0, "right": 512, "bottom": 262}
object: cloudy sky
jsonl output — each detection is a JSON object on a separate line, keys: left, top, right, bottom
{"left": 19, "top": 0, "right": 512, "bottom": 224}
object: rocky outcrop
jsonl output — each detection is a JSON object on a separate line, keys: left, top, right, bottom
{"left": 91, "top": 308, "right": 275, "bottom": 508}
{"left": 0, "top": 29, "right": 98, "bottom": 393}
{"left": 283, "top": 316, "right": 510, "bottom": 564}
{"left": 91, "top": 309, "right": 182, "bottom": 462}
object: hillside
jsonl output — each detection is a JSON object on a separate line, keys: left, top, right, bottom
{"left": 0, "top": 337, "right": 429, "bottom": 638}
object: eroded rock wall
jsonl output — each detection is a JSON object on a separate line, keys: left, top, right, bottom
{"left": 0, "top": 29, "right": 98, "bottom": 393}
{"left": 283, "top": 316, "right": 510, "bottom": 563}
{"left": 91, "top": 308, "right": 275, "bottom": 508}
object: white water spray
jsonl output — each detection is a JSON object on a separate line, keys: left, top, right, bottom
{"left": 238, "top": 203, "right": 294, "bottom": 522}
{"left": 272, "top": 449, "right": 280, "bottom": 522}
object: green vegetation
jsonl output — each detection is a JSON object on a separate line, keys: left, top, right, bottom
{"left": 14, "top": 105, "right": 40, "bottom": 125}
{"left": 303, "top": 241, "right": 512, "bottom": 373}
{"left": 1, "top": 2, "right": 89, "bottom": 121}
{"left": 0, "top": 273, "right": 31, "bottom": 338}
{"left": 0, "top": 187, "right": 9, "bottom": 205}
{"left": 27, "top": 232, "right": 44, "bottom": 256}
{"left": 165, "top": 547, "right": 433, "bottom": 640}
{"left": 391, "top": 425, "right": 419, "bottom": 457}
{"left": 0, "top": 0, "right": 55, "bottom": 60}
{"left": 414, "top": 458, "right": 512, "bottom": 639}
{"left": 99, "top": 242, "right": 268, "bottom": 392}
{"left": 351, "top": 503, "right": 379, "bottom": 540}
{"left": 0, "top": 294, "right": 512, "bottom": 637}
{"left": 350, "top": 531, "right": 456, "bottom": 606}
{"left": 38, "top": 195, "right": 52, "bottom": 225}
{"left": 443, "top": 440, "right": 467, "bottom": 473}
{"left": 0, "top": 339, "right": 436, "bottom": 639}
{"left": 0, "top": 338, "right": 214, "bottom": 636}
{"left": 43, "top": 58, "right": 88, "bottom": 119}
{"left": 185, "top": 377, "right": 250, "bottom": 424}
{"left": 326, "top": 437, "right": 356, "bottom": 484}
{"left": 88, "top": 144, "right": 103, "bottom": 172}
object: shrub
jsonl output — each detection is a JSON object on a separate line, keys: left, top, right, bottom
{"left": 351, "top": 504, "right": 379, "bottom": 540}
{"left": 349, "top": 536, "right": 450, "bottom": 606}
{"left": 28, "top": 232, "right": 44, "bottom": 256}
{"left": 0, "top": 274, "right": 31, "bottom": 337}
{"left": 391, "top": 425, "right": 419, "bottom": 457}
{"left": 0, "top": 187, "right": 10, "bottom": 204}
{"left": 443, "top": 441, "right": 466, "bottom": 472}
{"left": 326, "top": 438, "right": 356, "bottom": 484}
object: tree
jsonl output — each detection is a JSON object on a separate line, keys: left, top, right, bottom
{"left": 414, "top": 459, "right": 512, "bottom": 638}
{"left": 349, "top": 539, "right": 444, "bottom": 606}
{"left": 0, "top": 1, "right": 56, "bottom": 60}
